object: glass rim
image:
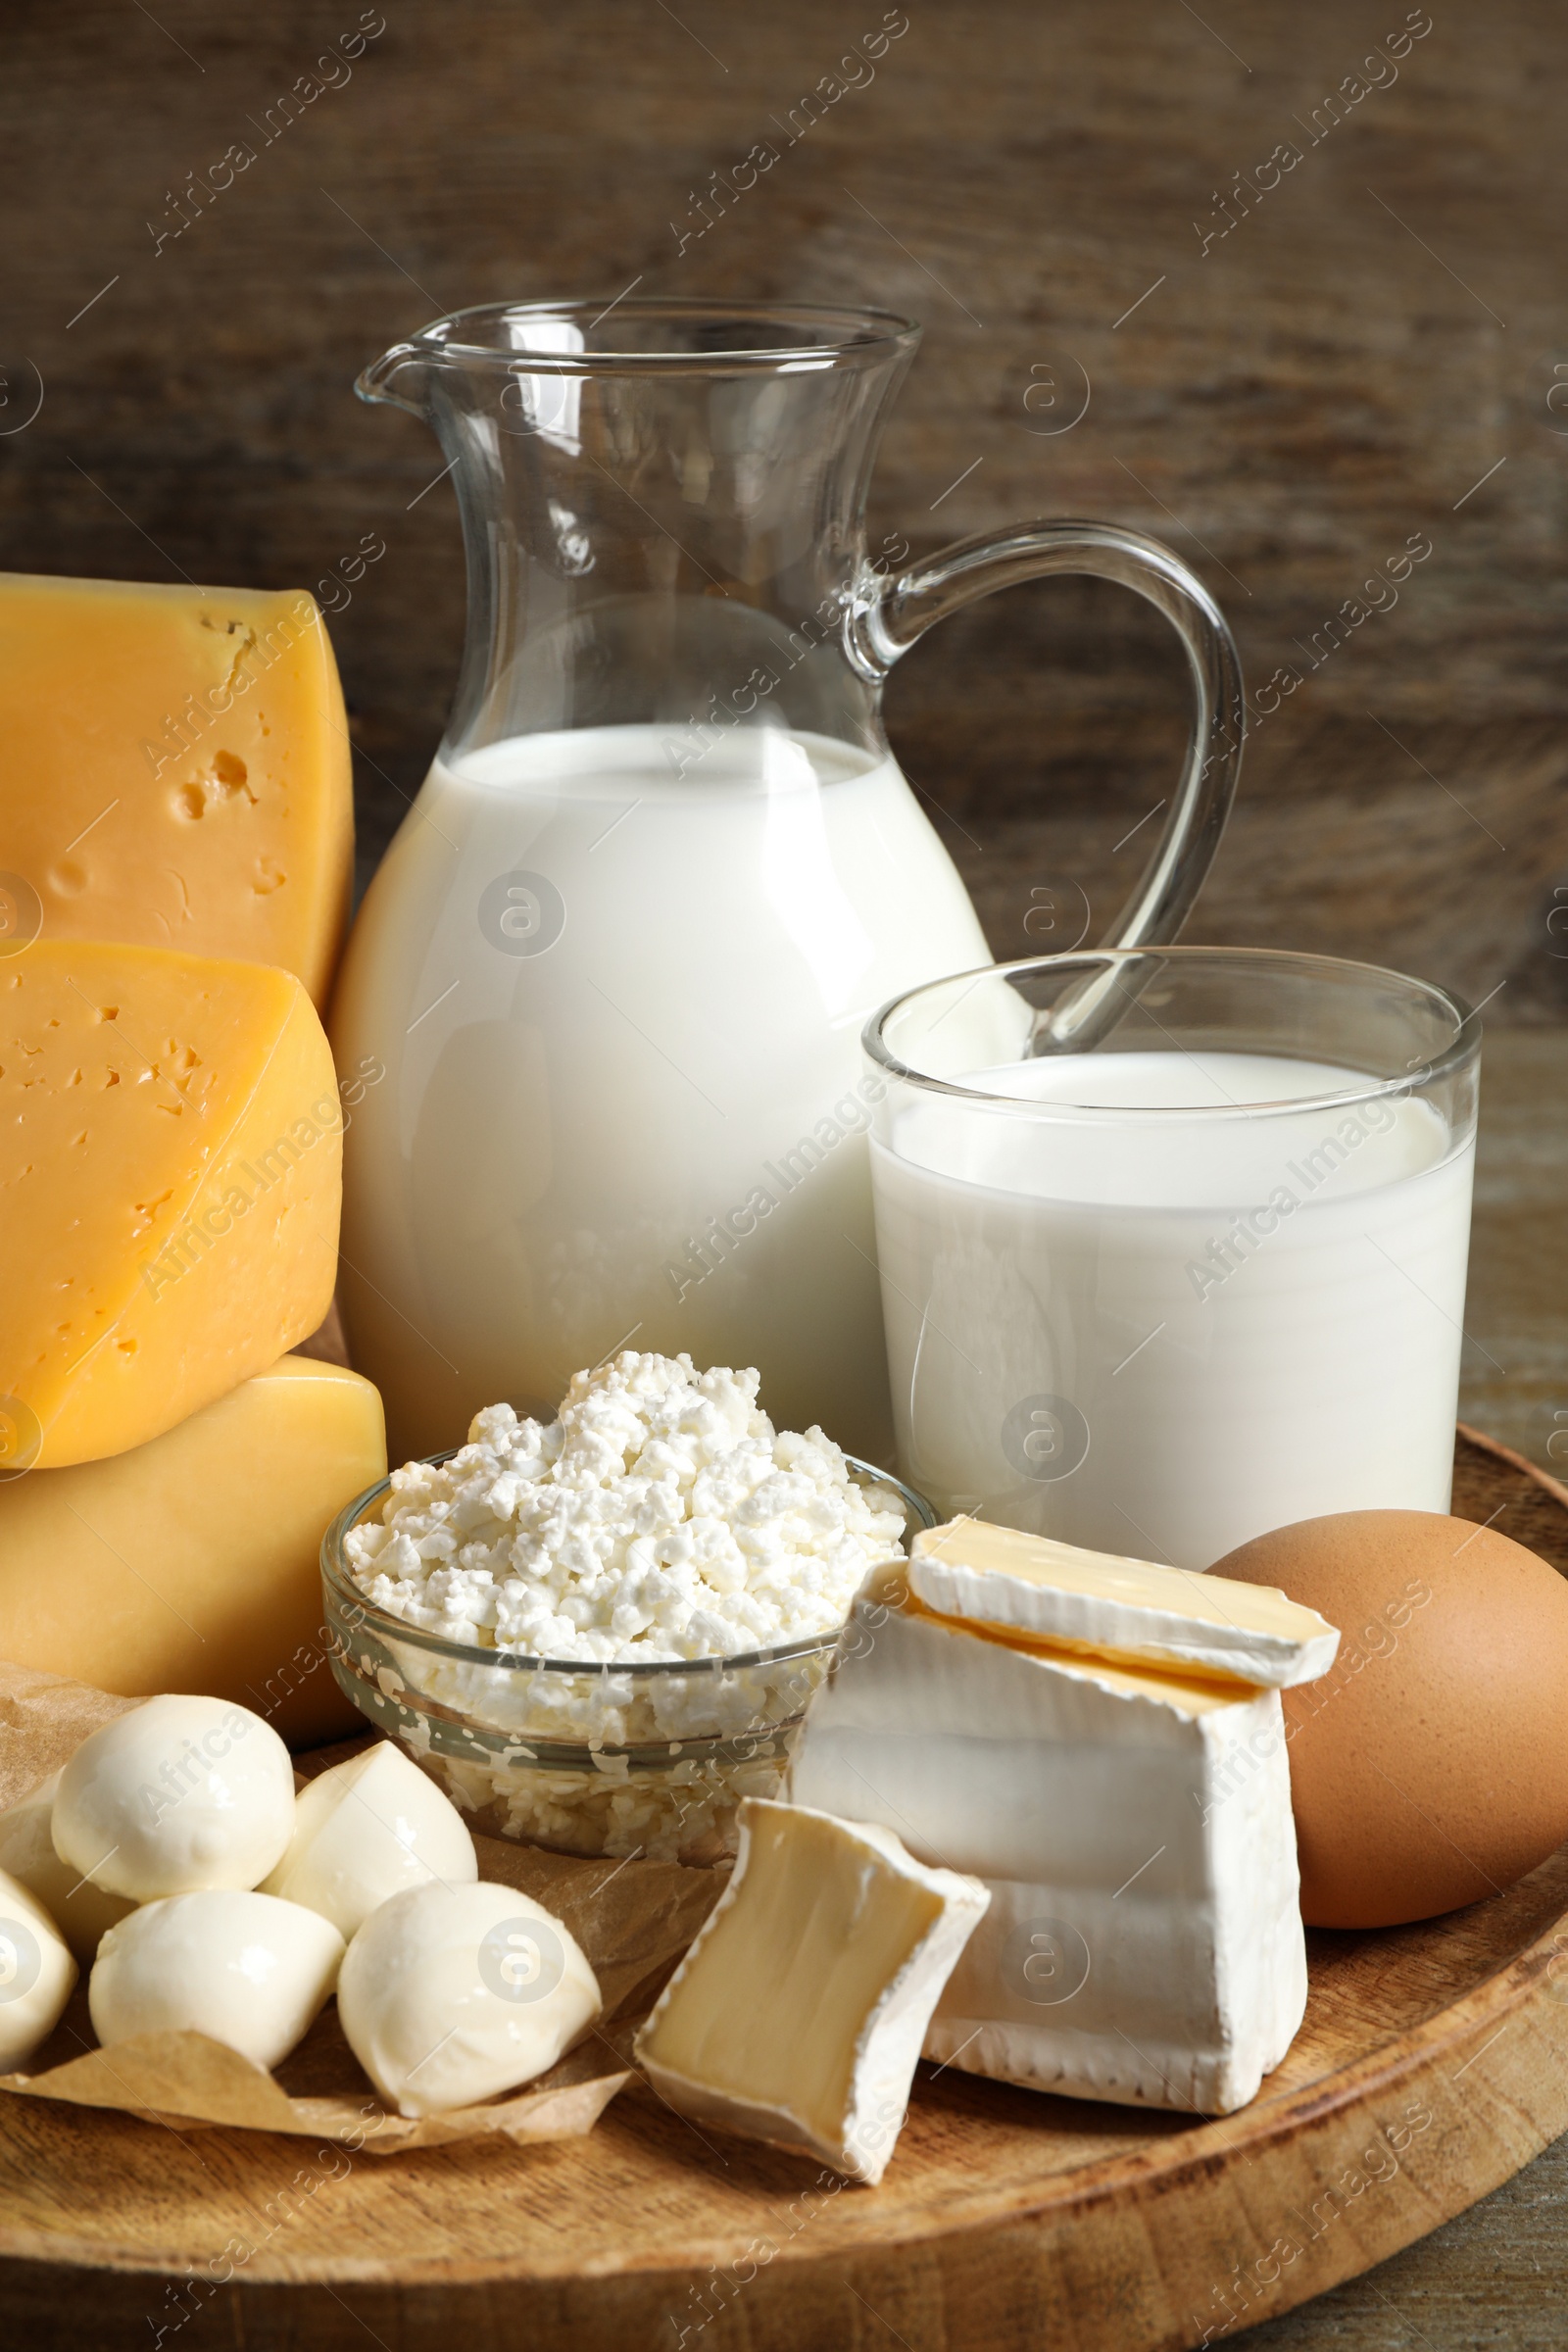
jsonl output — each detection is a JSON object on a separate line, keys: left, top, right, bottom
{"left": 371, "top": 297, "right": 923, "bottom": 377}
{"left": 862, "top": 946, "right": 1481, "bottom": 1122}
{"left": 320, "top": 1449, "right": 934, "bottom": 1679}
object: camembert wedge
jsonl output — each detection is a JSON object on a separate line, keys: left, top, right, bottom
{"left": 791, "top": 1566, "right": 1324, "bottom": 2116}
{"left": 908, "top": 1518, "right": 1339, "bottom": 1687}
{"left": 634, "top": 1798, "right": 988, "bottom": 2183}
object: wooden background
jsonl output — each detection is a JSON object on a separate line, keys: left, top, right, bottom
{"left": 4, "top": 5, "right": 1567, "bottom": 2340}
{"left": 5, "top": 0, "right": 1566, "bottom": 1007}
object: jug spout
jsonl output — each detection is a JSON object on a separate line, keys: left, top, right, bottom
{"left": 355, "top": 339, "right": 433, "bottom": 418}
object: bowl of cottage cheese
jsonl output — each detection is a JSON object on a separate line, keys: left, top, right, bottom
{"left": 320, "top": 1350, "right": 930, "bottom": 1863}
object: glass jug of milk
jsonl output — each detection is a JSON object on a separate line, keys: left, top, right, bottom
{"left": 332, "top": 301, "right": 1244, "bottom": 1461}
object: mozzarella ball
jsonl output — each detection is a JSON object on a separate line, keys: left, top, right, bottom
{"left": 0, "top": 1863, "right": 77, "bottom": 2069}
{"left": 0, "top": 1772, "right": 135, "bottom": 1962}
{"left": 261, "top": 1742, "right": 477, "bottom": 1938}
{"left": 338, "top": 1881, "right": 601, "bottom": 2118}
{"left": 53, "top": 1695, "right": 296, "bottom": 1901}
{"left": 90, "top": 1891, "right": 344, "bottom": 2070}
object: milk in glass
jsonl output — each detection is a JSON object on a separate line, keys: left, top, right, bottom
{"left": 870, "top": 1050, "right": 1475, "bottom": 1568}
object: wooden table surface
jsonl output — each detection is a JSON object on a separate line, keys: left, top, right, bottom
{"left": 5, "top": 4, "right": 1567, "bottom": 2338}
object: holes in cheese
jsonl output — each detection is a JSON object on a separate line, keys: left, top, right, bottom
{"left": 0, "top": 572, "right": 351, "bottom": 1006}
{"left": 634, "top": 1798, "right": 988, "bottom": 2184}
{"left": 0, "top": 942, "right": 341, "bottom": 1467}
{"left": 907, "top": 1519, "right": 1340, "bottom": 1689}
{"left": 0, "top": 1356, "right": 383, "bottom": 1744}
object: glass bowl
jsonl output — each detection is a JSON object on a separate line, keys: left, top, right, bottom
{"left": 319, "top": 1453, "right": 934, "bottom": 1866}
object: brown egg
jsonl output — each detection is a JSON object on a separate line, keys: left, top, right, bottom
{"left": 1210, "top": 1509, "right": 1568, "bottom": 1928}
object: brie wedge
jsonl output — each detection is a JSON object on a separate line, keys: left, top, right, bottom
{"left": 790, "top": 1598, "right": 1307, "bottom": 2116}
{"left": 907, "top": 1519, "right": 1339, "bottom": 1688}
{"left": 634, "top": 1798, "right": 988, "bottom": 2183}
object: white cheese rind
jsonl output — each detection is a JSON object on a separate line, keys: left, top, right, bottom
{"left": 634, "top": 1799, "right": 989, "bottom": 2183}
{"left": 789, "top": 1602, "right": 1305, "bottom": 2116}
{"left": 907, "top": 1521, "right": 1339, "bottom": 1689}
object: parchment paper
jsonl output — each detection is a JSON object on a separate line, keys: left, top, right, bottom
{"left": 0, "top": 1659, "right": 723, "bottom": 2153}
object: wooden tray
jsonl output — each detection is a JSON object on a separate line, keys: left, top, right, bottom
{"left": 4, "top": 1427, "right": 1568, "bottom": 2352}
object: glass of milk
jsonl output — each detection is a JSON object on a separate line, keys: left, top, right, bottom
{"left": 865, "top": 948, "right": 1481, "bottom": 1568}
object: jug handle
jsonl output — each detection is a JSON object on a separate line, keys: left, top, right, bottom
{"left": 844, "top": 518, "right": 1245, "bottom": 1050}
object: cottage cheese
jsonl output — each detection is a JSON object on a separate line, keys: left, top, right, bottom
{"left": 346, "top": 1352, "right": 906, "bottom": 1665}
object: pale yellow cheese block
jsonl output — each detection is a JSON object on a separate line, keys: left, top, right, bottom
{"left": 0, "top": 940, "right": 340, "bottom": 1466}
{"left": 0, "top": 1357, "right": 384, "bottom": 1746}
{"left": 0, "top": 572, "right": 352, "bottom": 1006}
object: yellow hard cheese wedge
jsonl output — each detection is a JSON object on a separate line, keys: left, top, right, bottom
{"left": 0, "top": 572, "right": 352, "bottom": 1006}
{"left": 1, "top": 941, "right": 340, "bottom": 1467}
{"left": 0, "top": 1356, "right": 383, "bottom": 1745}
